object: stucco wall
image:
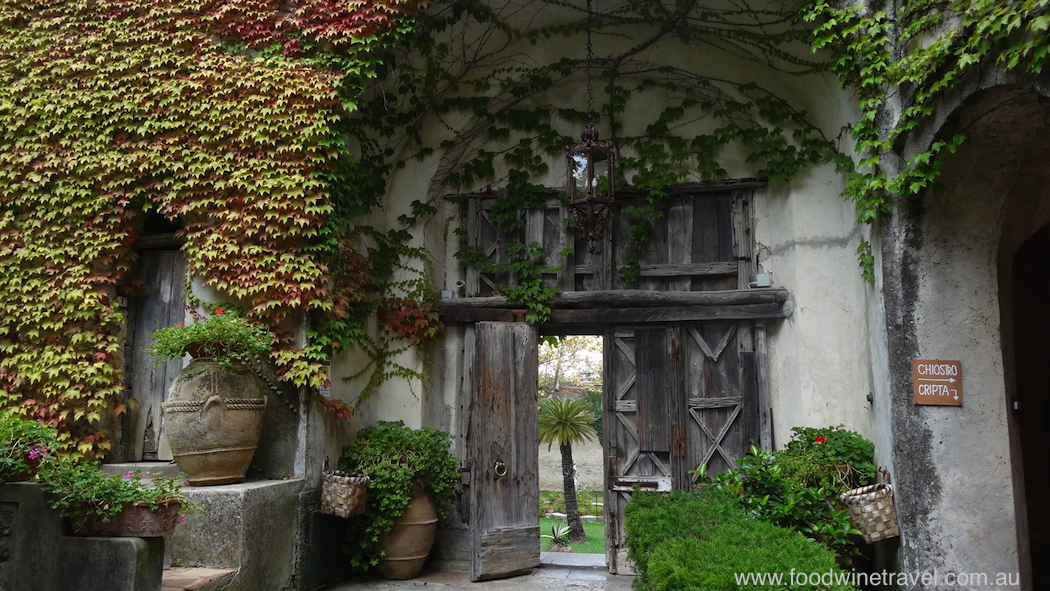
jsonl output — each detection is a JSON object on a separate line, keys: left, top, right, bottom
{"left": 759, "top": 164, "right": 877, "bottom": 449}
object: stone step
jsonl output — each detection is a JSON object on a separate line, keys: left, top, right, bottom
{"left": 161, "top": 567, "right": 236, "bottom": 591}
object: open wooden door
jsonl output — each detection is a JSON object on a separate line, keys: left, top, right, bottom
{"left": 469, "top": 322, "right": 540, "bottom": 581}
{"left": 604, "top": 320, "right": 760, "bottom": 574}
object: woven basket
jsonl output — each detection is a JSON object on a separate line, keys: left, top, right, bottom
{"left": 321, "top": 473, "right": 369, "bottom": 518}
{"left": 840, "top": 483, "right": 900, "bottom": 543}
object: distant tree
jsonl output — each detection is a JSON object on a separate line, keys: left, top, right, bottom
{"left": 538, "top": 335, "right": 602, "bottom": 398}
{"left": 581, "top": 385, "right": 603, "bottom": 438}
{"left": 538, "top": 396, "right": 597, "bottom": 543}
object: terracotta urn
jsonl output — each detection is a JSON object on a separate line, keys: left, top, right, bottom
{"left": 376, "top": 480, "right": 438, "bottom": 579}
{"left": 162, "top": 359, "right": 267, "bottom": 485}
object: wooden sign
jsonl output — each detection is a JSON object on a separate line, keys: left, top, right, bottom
{"left": 912, "top": 359, "right": 962, "bottom": 406}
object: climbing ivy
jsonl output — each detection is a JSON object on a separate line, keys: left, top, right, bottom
{"left": 348, "top": 0, "right": 838, "bottom": 313}
{"left": 0, "top": 0, "right": 429, "bottom": 454}
{"left": 802, "top": 0, "right": 1050, "bottom": 280}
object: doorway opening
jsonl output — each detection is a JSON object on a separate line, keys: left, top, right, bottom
{"left": 1012, "top": 223, "right": 1050, "bottom": 588}
{"left": 536, "top": 334, "right": 607, "bottom": 565}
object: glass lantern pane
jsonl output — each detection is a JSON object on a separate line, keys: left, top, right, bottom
{"left": 571, "top": 152, "right": 588, "bottom": 199}
{"left": 594, "top": 154, "right": 610, "bottom": 197}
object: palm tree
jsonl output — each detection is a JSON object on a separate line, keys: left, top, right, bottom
{"left": 538, "top": 396, "right": 597, "bottom": 543}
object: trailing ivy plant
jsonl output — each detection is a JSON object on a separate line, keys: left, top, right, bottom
{"left": 337, "top": 420, "right": 460, "bottom": 572}
{"left": 801, "top": 0, "right": 1050, "bottom": 280}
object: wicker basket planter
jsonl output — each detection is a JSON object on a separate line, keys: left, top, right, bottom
{"left": 839, "top": 483, "right": 900, "bottom": 543}
{"left": 321, "top": 473, "right": 369, "bottom": 518}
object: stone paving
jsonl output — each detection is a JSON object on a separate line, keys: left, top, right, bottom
{"left": 321, "top": 553, "right": 635, "bottom": 591}
{"left": 323, "top": 568, "right": 635, "bottom": 591}
{"left": 160, "top": 567, "right": 236, "bottom": 591}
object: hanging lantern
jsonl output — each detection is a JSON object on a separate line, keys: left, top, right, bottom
{"left": 567, "top": 123, "right": 616, "bottom": 253}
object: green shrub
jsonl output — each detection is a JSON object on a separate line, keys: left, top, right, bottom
{"left": 625, "top": 488, "right": 857, "bottom": 591}
{"left": 37, "top": 460, "right": 197, "bottom": 529}
{"left": 779, "top": 426, "right": 877, "bottom": 492}
{"left": 712, "top": 448, "right": 861, "bottom": 568}
{"left": 704, "top": 426, "right": 878, "bottom": 569}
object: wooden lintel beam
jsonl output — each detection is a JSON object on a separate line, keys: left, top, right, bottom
{"left": 440, "top": 302, "right": 787, "bottom": 324}
{"left": 439, "top": 288, "right": 789, "bottom": 310}
{"left": 439, "top": 308, "right": 522, "bottom": 323}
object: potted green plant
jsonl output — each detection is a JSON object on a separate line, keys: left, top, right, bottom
{"left": 542, "top": 521, "right": 573, "bottom": 553}
{"left": 147, "top": 307, "right": 275, "bottom": 485}
{"left": 147, "top": 306, "right": 273, "bottom": 370}
{"left": 37, "top": 458, "right": 197, "bottom": 537}
{"left": 0, "top": 407, "right": 58, "bottom": 484}
{"left": 0, "top": 409, "right": 58, "bottom": 483}
{"left": 339, "top": 421, "right": 460, "bottom": 579}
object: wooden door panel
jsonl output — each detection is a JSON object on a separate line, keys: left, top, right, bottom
{"left": 126, "top": 250, "right": 186, "bottom": 461}
{"left": 605, "top": 320, "right": 761, "bottom": 573}
{"left": 469, "top": 322, "right": 539, "bottom": 581}
{"left": 605, "top": 327, "right": 675, "bottom": 575}
{"left": 683, "top": 320, "right": 758, "bottom": 479}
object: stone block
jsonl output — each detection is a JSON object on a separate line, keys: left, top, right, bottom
{"left": 0, "top": 483, "right": 165, "bottom": 591}
{"left": 57, "top": 536, "right": 164, "bottom": 591}
{"left": 0, "top": 482, "right": 65, "bottom": 591}
{"left": 167, "top": 479, "right": 302, "bottom": 591}
{"left": 101, "top": 462, "right": 182, "bottom": 479}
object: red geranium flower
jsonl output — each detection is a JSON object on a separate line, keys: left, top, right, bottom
{"left": 814, "top": 436, "right": 826, "bottom": 444}
{"left": 214, "top": 308, "right": 225, "bottom": 315}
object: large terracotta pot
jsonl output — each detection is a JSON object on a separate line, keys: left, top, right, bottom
{"left": 162, "top": 359, "right": 267, "bottom": 485}
{"left": 73, "top": 500, "right": 182, "bottom": 537}
{"left": 376, "top": 480, "right": 438, "bottom": 579}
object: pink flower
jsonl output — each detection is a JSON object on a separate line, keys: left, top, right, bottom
{"left": 177, "top": 322, "right": 183, "bottom": 327}
{"left": 122, "top": 470, "right": 135, "bottom": 479}
{"left": 214, "top": 308, "right": 225, "bottom": 315}
{"left": 814, "top": 436, "right": 826, "bottom": 444}
{"left": 27, "top": 445, "right": 47, "bottom": 460}
{"left": 177, "top": 514, "right": 187, "bottom": 524}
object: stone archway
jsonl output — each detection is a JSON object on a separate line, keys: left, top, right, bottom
{"left": 881, "top": 84, "right": 1050, "bottom": 589}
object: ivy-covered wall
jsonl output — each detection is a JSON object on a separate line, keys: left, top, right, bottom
{"left": 0, "top": 0, "right": 437, "bottom": 456}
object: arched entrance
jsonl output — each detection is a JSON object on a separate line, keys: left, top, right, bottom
{"left": 1011, "top": 224, "right": 1050, "bottom": 588}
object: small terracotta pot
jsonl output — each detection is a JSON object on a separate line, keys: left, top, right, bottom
{"left": 4, "top": 454, "right": 41, "bottom": 482}
{"left": 73, "top": 500, "right": 182, "bottom": 537}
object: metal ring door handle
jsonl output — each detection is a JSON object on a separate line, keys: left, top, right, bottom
{"left": 494, "top": 459, "right": 507, "bottom": 479}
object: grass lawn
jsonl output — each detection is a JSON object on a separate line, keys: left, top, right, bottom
{"left": 539, "top": 517, "right": 606, "bottom": 555}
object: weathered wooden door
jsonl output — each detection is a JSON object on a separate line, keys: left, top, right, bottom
{"left": 604, "top": 320, "right": 760, "bottom": 574}
{"left": 469, "top": 322, "right": 540, "bottom": 581}
{"left": 124, "top": 250, "right": 186, "bottom": 461}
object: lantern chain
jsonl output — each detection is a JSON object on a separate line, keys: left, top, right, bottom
{"left": 586, "top": 0, "right": 594, "bottom": 125}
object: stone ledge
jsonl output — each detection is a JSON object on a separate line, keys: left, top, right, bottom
{"left": 166, "top": 478, "right": 303, "bottom": 591}
{"left": 101, "top": 462, "right": 182, "bottom": 479}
